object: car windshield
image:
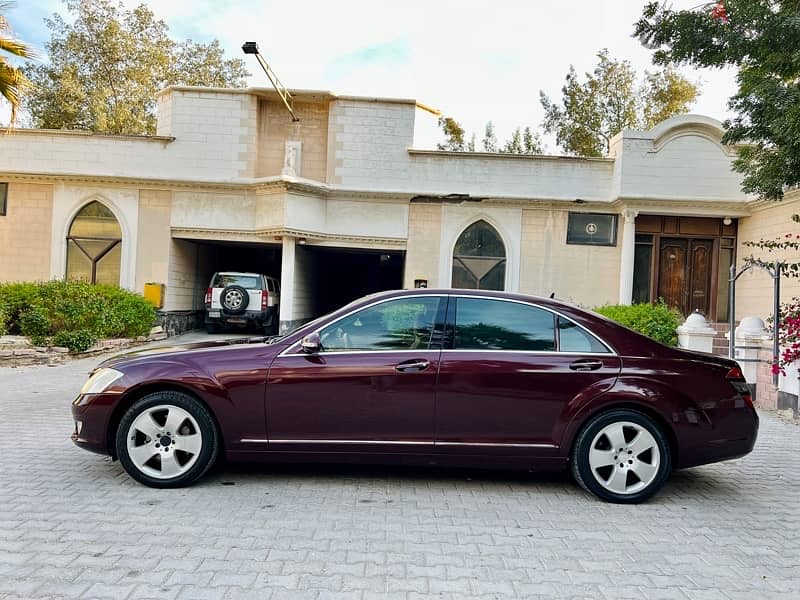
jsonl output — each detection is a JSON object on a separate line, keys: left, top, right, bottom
{"left": 213, "top": 274, "right": 261, "bottom": 289}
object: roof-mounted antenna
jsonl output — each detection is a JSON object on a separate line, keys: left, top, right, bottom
{"left": 242, "top": 41, "right": 299, "bottom": 122}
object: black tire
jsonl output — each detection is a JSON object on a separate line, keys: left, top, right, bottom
{"left": 220, "top": 285, "right": 249, "bottom": 314}
{"left": 571, "top": 408, "right": 671, "bottom": 504}
{"left": 115, "top": 391, "right": 219, "bottom": 488}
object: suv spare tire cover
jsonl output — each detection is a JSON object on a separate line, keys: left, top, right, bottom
{"left": 220, "top": 285, "right": 249, "bottom": 314}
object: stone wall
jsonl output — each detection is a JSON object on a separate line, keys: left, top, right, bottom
{"left": 0, "top": 183, "right": 53, "bottom": 282}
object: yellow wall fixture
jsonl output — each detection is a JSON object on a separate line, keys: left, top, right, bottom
{"left": 143, "top": 282, "right": 164, "bottom": 309}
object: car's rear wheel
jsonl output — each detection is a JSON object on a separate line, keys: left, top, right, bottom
{"left": 571, "top": 409, "right": 671, "bottom": 504}
{"left": 116, "top": 391, "right": 218, "bottom": 488}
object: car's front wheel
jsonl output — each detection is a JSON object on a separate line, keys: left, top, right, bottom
{"left": 116, "top": 391, "right": 219, "bottom": 488}
{"left": 571, "top": 408, "right": 671, "bottom": 504}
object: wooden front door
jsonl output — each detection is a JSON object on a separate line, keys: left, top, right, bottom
{"left": 657, "top": 238, "right": 714, "bottom": 317}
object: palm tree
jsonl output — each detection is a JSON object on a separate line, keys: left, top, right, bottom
{"left": 0, "top": 1, "right": 35, "bottom": 126}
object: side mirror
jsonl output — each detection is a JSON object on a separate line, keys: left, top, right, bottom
{"left": 301, "top": 333, "right": 321, "bottom": 353}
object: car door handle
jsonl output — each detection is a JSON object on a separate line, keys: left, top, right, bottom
{"left": 569, "top": 360, "right": 603, "bottom": 372}
{"left": 395, "top": 359, "right": 430, "bottom": 372}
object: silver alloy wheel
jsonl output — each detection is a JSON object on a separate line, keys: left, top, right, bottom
{"left": 126, "top": 404, "right": 203, "bottom": 479}
{"left": 587, "top": 421, "right": 660, "bottom": 495}
{"left": 223, "top": 289, "right": 244, "bottom": 309}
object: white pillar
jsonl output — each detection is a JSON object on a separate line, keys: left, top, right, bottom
{"left": 618, "top": 208, "right": 638, "bottom": 305}
{"left": 279, "top": 236, "right": 296, "bottom": 333}
{"left": 677, "top": 311, "right": 717, "bottom": 354}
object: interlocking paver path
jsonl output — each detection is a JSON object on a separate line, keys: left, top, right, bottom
{"left": 1, "top": 345, "right": 798, "bottom": 599}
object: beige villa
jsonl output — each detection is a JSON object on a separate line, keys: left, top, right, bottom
{"left": 1, "top": 86, "right": 797, "bottom": 348}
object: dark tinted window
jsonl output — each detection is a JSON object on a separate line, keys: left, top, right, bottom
{"left": 320, "top": 296, "right": 440, "bottom": 352}
{"left": 213, "top": 274, "right": 261, "bottom": 289}
{"left": 557, "top": 317, "right": 609, "bottom": 353}
{"left": 454, "top": 298, "right": 555, "bottom": 351}
{"left": 567, "top": 213, "right": 617, "bottom": 246}
{"left": 452, "top": 220, "right": 506, "bottom": 291}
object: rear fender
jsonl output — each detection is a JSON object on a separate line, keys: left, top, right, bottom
{"left": 557, "top": 375, "right": 710, "bottom": 458}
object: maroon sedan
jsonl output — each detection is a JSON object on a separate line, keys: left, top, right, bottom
{"left": 72, "top": 289, "right": 758, "bottom": 503}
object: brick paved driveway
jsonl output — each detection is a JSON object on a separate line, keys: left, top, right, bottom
{"left": 1, "top": 348, "right": 798, "bottom": 599}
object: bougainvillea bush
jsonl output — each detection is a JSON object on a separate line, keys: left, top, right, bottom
{"left": 771, "top": 297, "right": 800, "bottom": 375}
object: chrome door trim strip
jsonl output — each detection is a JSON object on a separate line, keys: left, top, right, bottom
{"left": 436, "top": 441, "right": 558, "bottom": 449}
{"left": 268, "top": 439, "right": 434, "bottom": 446}
{"left": 242, "top": 438, "right": 557, "bottom": 449}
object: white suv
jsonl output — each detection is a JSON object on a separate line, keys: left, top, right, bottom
{"left": 204, "top": 272, "right": 280, "bottom": 334}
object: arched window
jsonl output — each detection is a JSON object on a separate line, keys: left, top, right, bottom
{"left": 66, "top": 201, "right": 122, "bottom": 285}
{"left": 451, "top": 220, "right": 506, "bottom": 290}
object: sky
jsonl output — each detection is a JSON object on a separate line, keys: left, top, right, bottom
{"left": 4, "top": 0, "right": 739, "bottom": 151}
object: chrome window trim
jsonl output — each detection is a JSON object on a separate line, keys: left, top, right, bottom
{"left": 280, "top": 349, "right": 441, "bottom": 358}
{"left": 450, "top": 293, "right": 617, "bottom": 356}
{"left": 277, "top": 293, "right": 445, "bottom": 358}
{"left": 440, "top": 349, "right": 614, "bottom": 357}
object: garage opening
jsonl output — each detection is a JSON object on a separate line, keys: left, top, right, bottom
{"left": 297, "top": 246, "right": 405, "bottom": 318}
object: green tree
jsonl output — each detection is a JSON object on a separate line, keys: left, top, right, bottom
{"left": 436, "top": 116, "right": 542, "bottom": 154}
{"left": 23, "top": 0, "right": 249, "bottom": 135}
{"left": 540, "top": 49, "right": 700, "bottom": 157}
{"left": 481, "top": 121, "right": 498, "bottom": 152}
{"left": 522, "top": 126, "right": 543, "bottom": 154}
{"left": 436, "top": 116, "right": 466, "bottom": 151}
{"left": 502, "top": 127, "right": 523, "bottom": 153}
{"left": 0, "top": 1, "right": 35, "bottom": 126}
{"left": 634, "top": 0, "right": 800, "bottom": 201}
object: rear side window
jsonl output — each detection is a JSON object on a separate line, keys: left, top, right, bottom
{"left": 557, "top": 316, "right": 609, "bottom": 353}
{"left": 454, "top": 298, "right": 556, "bottom": 351}
{"left": 212, "top": 274, "right": 261, "bottom": 289}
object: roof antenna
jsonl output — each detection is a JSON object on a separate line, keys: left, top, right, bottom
{"left": 549, "top": 292, "right": 555, "bottom": 299}
{"left": 242, "top": 41, "right": 299, "bottom": 122}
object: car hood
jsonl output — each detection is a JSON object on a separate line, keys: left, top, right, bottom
{"left": 98, "top": 336, "right": 275, "bottom": 370}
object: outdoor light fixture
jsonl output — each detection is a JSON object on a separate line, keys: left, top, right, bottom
{"left": 723, "top": 217, "right": 733, "bottom": 225}
{"left": 242, "top": 41, "right": 299, "bottom": 122}
{"left": 298, "top": 238, "right": 307, "bottom": 245}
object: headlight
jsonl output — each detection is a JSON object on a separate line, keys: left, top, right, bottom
{"left": 80, "top": 368, "right": 124, "bottom": 395}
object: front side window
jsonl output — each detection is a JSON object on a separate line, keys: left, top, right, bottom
{"left": 557, "top": 317, "right": 609, "bottom": 353}
{"left": 66, "top": 201, "right": 122, "bottom": 285}
{"left": 319, "top": 296, "right": 441, "bottom": 352}
{"left": 454, "top": 298, "right": 556, "bottom": 351}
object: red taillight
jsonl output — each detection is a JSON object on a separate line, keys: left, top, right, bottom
{"left": 261, "top": 290, "right": 268, "bottom": 311}
{"left": 205, "top": 287, "right": 212, "bottom": 306}
{"left": 726, "top": 366, "right": 753, "bottom": 408}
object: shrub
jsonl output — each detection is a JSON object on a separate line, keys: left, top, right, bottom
{"left": 0, "top": 302, "right": 8, "bottom": 336}
{"left": 52, "top": 329, "right": 97, "bottom": 353}
{"left": 19, "top": 306, "right": 51, "bottom": 346}
{"left": 0, "top": 282, "right": 39, "bottom": 333}
{"left": 593, "top": 301, "right": 682, "bottom": 346}
{"left": 0, "top": 280, "right": 156, "bottom": 350}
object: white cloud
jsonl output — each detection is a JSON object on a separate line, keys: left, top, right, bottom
{"left": 5, "top": 0, "right": 737, "bottom": 148}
